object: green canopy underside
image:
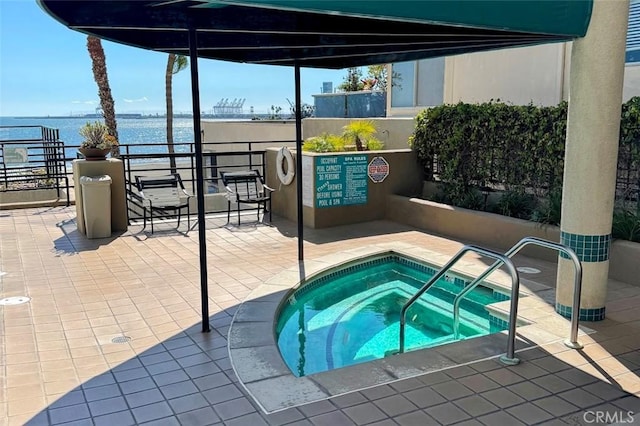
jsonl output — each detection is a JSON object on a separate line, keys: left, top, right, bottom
{"left": 39, "top": 0, "right": 592, "bottom": 69}
{"left": 212, "top": 0, "right": 593, "bottom": 37}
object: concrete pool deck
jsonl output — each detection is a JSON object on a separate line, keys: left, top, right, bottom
{"left": 1, "top": 206, "right": 640, "bottom": 425}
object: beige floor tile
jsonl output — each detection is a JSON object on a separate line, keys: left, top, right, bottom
{"left": 5, "top": 385, "right": 44, "bottom": 402}
{"left": 594, "top": 356, "right": 635, "bottom": 376}
{"left": 4, "top": 342, "right": 37, "bottom": 355}
{"left": 615, "top": 372, "right": 640, "bottom": 394}
{"left": 35, "top": 331, "right": 67, "bottom": 343}
{"left": 38, "top": 349, "right": 71, "bottom": 362}
{"left": 6, "top": 397, "right": 46, "bottom": 417}
{"left": 36, "top": 340, "right": 69, "bottom": 352}
{"left": 42, "top": 369, "right": 78, "bottom": 383}
{"left": 5, "top": 352, "right": 39, "bottom": 366}
{"left": 70, "top": 346, "right": 103, "bottom": 358}
{"left": 8, "top": 413, "right": 43, "bottom": 426}
{"left": 40, "top": 359, "right": 75, "bottom": 372}
{"left": 5, "top": 364, "right": 40, "bottom": 378}
{"left": 63, "top": 328, "right": 95, "bottom": 339}
{"left": 43, "top": 379, "right": 80, "bottom": 396}
{"left": 5, "top": 373, "right": 43, "bottom": 389}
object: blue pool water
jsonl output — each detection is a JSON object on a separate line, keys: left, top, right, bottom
{"left": 276, "top": 255, "right": 509, "bottom": 377}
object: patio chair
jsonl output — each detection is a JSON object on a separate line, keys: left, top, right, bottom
{"left": 220, "top": 169, "right": 273, "bottom": 225}
{"left": 135, "top": 173, "right": 192, "bottom": 233}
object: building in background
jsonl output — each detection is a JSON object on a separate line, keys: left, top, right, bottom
{"left": 388, "top": 0, "right": 640, "bottom": 117}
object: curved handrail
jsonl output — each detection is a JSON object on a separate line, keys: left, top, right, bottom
{"left": 399, "top": 245, "right": 520, "bottom": 364}
{"left": 452, "top": 237, "right": 583, "bottom": 349}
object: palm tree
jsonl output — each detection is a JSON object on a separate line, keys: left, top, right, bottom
{"left": 86, "top": 36, "right": 119, "bottom": 157}
{"left": 166, "top": 54, "right": 189, "bottom": 172}
{"left": 342, "top": 120, "right": 379, "bottom": 151}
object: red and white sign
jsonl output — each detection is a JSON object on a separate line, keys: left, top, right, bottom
{"left": 368, "top": 156, "right": 389, "bottom": 183}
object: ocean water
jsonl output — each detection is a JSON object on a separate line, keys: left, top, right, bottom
{"left": 0, "top": 116, "right": 196, "bottom": 159}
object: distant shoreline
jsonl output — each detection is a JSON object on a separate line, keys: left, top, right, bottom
{"left": 8, "top": 113, "right": 287, "bottom": 120}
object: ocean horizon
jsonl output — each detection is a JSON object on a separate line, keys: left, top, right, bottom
{"left": 0, "top": 116, "right": 198, "bottom": 159}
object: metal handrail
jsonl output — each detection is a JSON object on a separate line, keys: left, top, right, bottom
{"left": 399, "top": 245, "right": 521, "bottom": 365}
{"left": 452, "top": 237, "right": 583, "bottom": 349}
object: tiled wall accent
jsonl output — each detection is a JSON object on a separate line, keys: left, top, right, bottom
{"left": 292, "top": 254, "right": 440, "bottom": 300}
{"left": 560, "top": 231, "right": 611, "bottom": 262}
{"left": 489, "top": 314, "right": 509, "bottom": 332}
{"left": 556, "top": 302, "right": 606, "bottom": 321}
{"left": 290, "top": 253, "right": 509, "bottom": 307}
{"left": 493, "top": 291, "right": 510, "bottom": 302}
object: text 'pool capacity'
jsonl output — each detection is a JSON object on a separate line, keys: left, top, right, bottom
{"left": 315, "top": 155, "right": 368, "bottom": 208}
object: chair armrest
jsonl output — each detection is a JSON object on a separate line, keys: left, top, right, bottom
{"left": 263, "top": 184, "right": 275, "bottom": 193}
{"left": 224, "top": 185, "right": 240, "bottom": 200}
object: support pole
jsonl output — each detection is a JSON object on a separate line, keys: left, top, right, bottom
{"left": 555, "top": 0, "right": 629, "bottom": 322}
{"left": 189, "top": 27, "right": 210, "bottom": 333}
{"left": 294, "top": 62, "right": 304, "bottom": 261}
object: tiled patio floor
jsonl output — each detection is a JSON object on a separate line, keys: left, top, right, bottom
{"left": 1, "top": 206, "right": 640, "bottom": 426}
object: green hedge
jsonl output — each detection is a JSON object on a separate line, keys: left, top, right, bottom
{"left": 409, "top": 101, "right": 568, "bottom": 198}
{"left": 409, "top": 98, "right": 640, "bottom": 241}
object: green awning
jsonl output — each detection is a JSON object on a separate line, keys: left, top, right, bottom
{"left": 38, "top": 0, "right": 592, "bottom": 69}
{"left": 211, "top": 0, "right": 593, "bottom": 37}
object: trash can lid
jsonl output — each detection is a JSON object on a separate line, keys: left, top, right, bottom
{"left": 80, "top": 175, "right": 112, "bottom": 185}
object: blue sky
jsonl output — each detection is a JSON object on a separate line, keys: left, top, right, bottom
{"left": 0, "top": 0, "right": 347, "bottom": 117}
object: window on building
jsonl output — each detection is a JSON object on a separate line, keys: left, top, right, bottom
{"left": 391, "top": 58, "right": 445, "bottom": 108}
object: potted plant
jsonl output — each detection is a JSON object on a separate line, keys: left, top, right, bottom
{"left": 78, "top": 121, "right": 118, "bottom": 161}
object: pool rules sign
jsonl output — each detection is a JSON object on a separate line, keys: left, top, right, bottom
{"left": 368, "top": 156, "right": 390, "bottom": 183}
{"left": 315, "top": 155, "right": 368, "bottom": 208}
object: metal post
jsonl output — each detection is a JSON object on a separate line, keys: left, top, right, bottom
{"left": 564, "top": 248, "right": 583, "bottom": 349}
{"left": 294, "top": 62, "right": 304, "bottom": 261}
{"left": 189, "top": 27, "right": 210, "bottom": 333}
{"left": 500, "top": 263, "right": 521, "bottom": 366}
{"left": 398, "top": 245, "right": 520, "bottom": 366}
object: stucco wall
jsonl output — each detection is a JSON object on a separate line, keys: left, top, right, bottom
{"left": 387, "top": 195, "right": 639, "bottom": 285}
{"left": 266, "top": 148, "right": 423, "bottom": 228}
{"left": 201, "top": 120, "right": 296, "bottom": 148}
{"left": 445, "top": 44, "right": 567, "bottom": 107}
{"left": 0, "top": 189, "right": 69, "bottom": 209}
{"left": 609, "top": 240, "right": 640, "bottom": 285}
{"left": 386, "top": 195, "right": 562, "bottom": 261}
{"left": 200, "top": 117, "right": 417, "bottom": 151}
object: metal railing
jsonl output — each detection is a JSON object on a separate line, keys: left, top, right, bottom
{"left": 452, "top": 237, "right": 583, "bottom": 349}
{"left": 0, "top": 126, "right": 293, "bottom": 213}
{"left": 398, "top": 245, "right": 521, "bottom": 365}
{"left": 1, "top": 125, "right": 70, "bottom": 205}
{"left": 117, "top": 140, "right": 280, "bottom": 222}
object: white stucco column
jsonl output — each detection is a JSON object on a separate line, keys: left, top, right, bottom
{"left": 556, "top": 0, "right": 629, "bottom": 321}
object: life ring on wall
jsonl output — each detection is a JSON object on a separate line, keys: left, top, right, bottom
{"left": 276, "top": 147, "right": 295, "bottom": 185}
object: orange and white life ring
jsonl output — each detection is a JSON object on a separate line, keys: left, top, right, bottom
{"left": 276, "top": 147, "right": 295, "bottom": 185}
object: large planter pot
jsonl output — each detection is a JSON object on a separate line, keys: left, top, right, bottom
{"left": 79, "top": 148, "right": 110, "bottom": 161}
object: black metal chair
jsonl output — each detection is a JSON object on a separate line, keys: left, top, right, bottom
{"left": 135, "top": 173, "right": 192, "bottom": 233}
{"left": 220, "top": 169, "right": 273, "bottom": 225}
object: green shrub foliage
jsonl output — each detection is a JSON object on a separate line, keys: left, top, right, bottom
{"left": 612, "top": 208, "right": 640, "bottom": 243}
{"left": 410, "top": 98, "right": 640, "bottom": 239}
{"left": 410, "top": 100, "right": 567, "bottom": 197}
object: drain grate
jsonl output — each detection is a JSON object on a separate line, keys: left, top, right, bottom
{"left": 111, "top": 335, "right": 132, "bottom": 344}
{"left": 517, "top": 267, "right": 541, "bottom": 274}
{"left": 0, "top": 296, "right": 31, "bottom": 306}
